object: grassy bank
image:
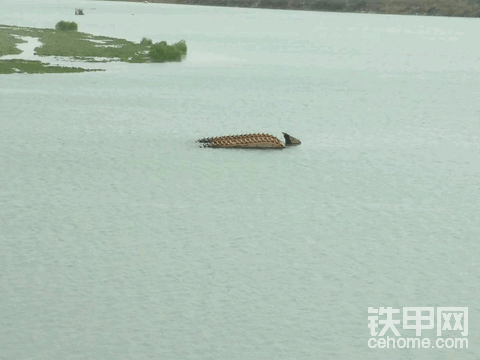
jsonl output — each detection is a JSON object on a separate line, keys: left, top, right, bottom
{"left": 0, "top": 59, "right": 102, "bottom": 74}
{"left": 0, "top": 29, "right": 23, "bottom": 56}
{"left": 108, "top": 0, "right": 480, "bottom": 17}
{"left": 0, "top": 24, "right": 187, "bottom": 74}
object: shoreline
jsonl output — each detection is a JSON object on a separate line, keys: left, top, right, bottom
{"left": 104, "top": 0, "right": 480, "bottom": 18}
{"left": 0, "top": 24, "right": 186, "bottom": 74}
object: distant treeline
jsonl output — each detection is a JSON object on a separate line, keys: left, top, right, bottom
{"left": 107, "top": 0, "right": 480, "bottom": 17}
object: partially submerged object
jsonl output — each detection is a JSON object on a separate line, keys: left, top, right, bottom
{"left": 197, "top": 132, "right": 301, "bottom": 149}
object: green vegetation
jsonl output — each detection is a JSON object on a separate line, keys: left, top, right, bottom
{"left": 0, "top": 29, "right": 23, "bottom": 56}
{"left": 0, "top": 59, "right": 103, "bottom": 74}
{"left": 34, "top": 30, "right": 150, "bottom": 62}
{"left": 140, "top": 37, "right": 153, "bottom": 46}
{"left": 55, "top": 21, "right": 78, "bottom": 31}
{"left": 0, "top": 24, "right": 188, "bottom": 74}
{"left": 149, "top": 40, "right": 187, "bottom": 62}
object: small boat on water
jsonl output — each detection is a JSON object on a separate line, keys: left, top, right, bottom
{"left": 197, "top": 132, "right": 301, "bottom": 149}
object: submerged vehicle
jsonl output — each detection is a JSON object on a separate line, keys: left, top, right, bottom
{"left": 197, "top": 132, "right": 301, "bottom": 149}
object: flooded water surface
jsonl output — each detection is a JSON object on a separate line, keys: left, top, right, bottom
{"left": 1, "top": 1, "right": 480, "bottom": 359}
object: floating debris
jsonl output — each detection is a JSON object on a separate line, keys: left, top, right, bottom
{"left": 197, "top": 132, "right": 301, "bottom": 149}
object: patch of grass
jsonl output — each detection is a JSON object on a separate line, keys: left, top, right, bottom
{"left": 0, "top": 23, "right": 188, "bottom": 75}
{"left": 0, "top": 24, "right": 153, "bottom": 63}
{"left": 0, "top": 59, "right": 103, "bottom": 74}
{"left": 0, "top": 29, "right": 24, "bottom": 56}
{"left": 55, "top": 21, "right": 78, "bottom": 31}
{"left": 35, "top": 30, "right": 149, "bottom": 62}
{"left": 34, "top": 29, "right": 156, "bottom": 63}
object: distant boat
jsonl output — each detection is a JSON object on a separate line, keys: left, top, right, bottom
{"left": 197, "top": 132, "right": 301, "bottom": 149}
{"left": 75, "top": 8, "right": 84, "bottom": 15}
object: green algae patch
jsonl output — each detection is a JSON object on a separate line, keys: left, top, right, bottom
{"left": 0, "top": 59, "right": 104, "bottom": 74}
